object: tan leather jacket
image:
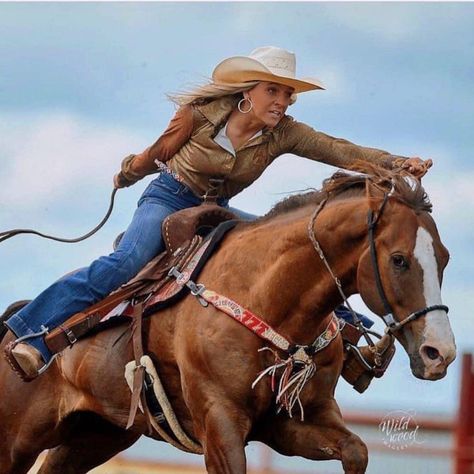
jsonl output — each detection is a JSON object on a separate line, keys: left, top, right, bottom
{"left": 122, "top": 96, "right": 406, "bottom": 199}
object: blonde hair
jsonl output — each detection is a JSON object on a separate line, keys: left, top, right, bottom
{"left": 168, "top": 80, "right": 297, "bottom": 107}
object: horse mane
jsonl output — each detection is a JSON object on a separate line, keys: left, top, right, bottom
{"left": 263, "top": 161, "right": 432, "bottom": 220}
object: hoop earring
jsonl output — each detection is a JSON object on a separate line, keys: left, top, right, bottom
{"left": 238, "top": 97, "right": 253, "bottom": 114}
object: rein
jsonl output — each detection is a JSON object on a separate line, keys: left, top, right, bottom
{"left": 0, "top": 188, "right": 117, "bottom": 244}
{"left": 308, "top": 198, "right": 377, "bottom": 348}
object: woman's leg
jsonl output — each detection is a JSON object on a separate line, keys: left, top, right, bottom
{"left": 334, "top": 305, "right": 374, "bottom": 328}
{"left": 5, "top": 195, "right": 180, "bottom": 362}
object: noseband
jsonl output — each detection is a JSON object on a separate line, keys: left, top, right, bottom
{"left": 308, "top": 184, "right": 449, "bottom": 339}
{"left": 367, "top": 192, "right": 449, "bottom": 334}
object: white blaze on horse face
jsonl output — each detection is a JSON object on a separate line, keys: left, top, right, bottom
{"left": 414, "top": 227, "right": 454, "bottom": 347}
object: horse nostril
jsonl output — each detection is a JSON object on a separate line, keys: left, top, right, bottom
{"left": 423, "top": 346, "right": 442, "bottom": 361}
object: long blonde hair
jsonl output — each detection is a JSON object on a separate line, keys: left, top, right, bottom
{"left": 168, "top": 80, "right": 297, "bottom": 106}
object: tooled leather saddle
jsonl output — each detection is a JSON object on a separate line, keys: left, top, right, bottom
{"left": 44, "top": 203, "right": 238, "bottom": 354}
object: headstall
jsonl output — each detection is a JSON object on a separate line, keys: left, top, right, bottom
{"left": 308, "top": 180, "right": 449, "bottom": 342}
{"left": 366, "top": 192, "right": 449, "bottom": 333}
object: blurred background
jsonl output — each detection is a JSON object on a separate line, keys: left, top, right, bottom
{"left": 0, "top": 2, "right": 472, "bottom": 473}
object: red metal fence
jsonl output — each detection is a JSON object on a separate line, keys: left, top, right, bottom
{"left": 455, "top": 353, "right": 474, "bottom": 474}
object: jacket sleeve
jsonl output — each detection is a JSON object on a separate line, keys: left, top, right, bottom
{"left": 281, "top": 119, "right": 408, "bottom": 170}
{"left": 121, "top": 104, "right": 195, "bottom": 183}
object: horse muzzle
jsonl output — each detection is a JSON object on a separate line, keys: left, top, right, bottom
{"left": 410, "top": 341, "right": 456, "bottom": 380}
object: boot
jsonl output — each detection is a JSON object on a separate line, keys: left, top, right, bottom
{"left": 342, "top": 334, "right": 395, "bottom": 393}
{"left": 4, "top": 342, "right": 44, "bottom": 381}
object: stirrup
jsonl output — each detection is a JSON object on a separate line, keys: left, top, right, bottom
{"left": 3, "top": 326, "right": 57, "bottom": 382}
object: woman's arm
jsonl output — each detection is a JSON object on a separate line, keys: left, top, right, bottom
{"left": 282, "top": 119, "right": 430, "bottom": 178}
{"left": 115, "top": 105, "right": 195, "bottom": 188}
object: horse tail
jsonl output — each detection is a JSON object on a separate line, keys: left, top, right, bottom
{"left": 0, "top": 300, "right": 31, "bottom": 342}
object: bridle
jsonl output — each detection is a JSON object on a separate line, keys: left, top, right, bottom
{"left": 308, "top": 181, "right": 449, "bottom": 340}
{"left": 366, "top": 191, "right": 449, "bottom": 334}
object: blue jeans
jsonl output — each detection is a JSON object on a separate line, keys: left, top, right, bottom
{"left": 6, "top": 173, "right": 257, "bottom": 362}
{"left": 334, "top": 305, "right": 374, "bottom": 329}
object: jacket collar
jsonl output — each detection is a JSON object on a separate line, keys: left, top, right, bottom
{"left": 196, "top": 96, "right": 238, "bottom": 128}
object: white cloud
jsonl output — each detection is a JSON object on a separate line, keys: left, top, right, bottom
{"left": 304, "top": 62, "right": 355, "bottom": 105}
{"left": 0, "top": 111, "right": 147, "bottom": 210}
{"left": 231, "top": 153, "right": 330, "bottom": 216}
{"left": 429, "top": 174, "right": 474, "bottom": 217}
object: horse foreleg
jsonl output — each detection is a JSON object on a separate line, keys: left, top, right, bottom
{"left": 258, "top": 399, "right": 368, "bottom": 474}
{"left": 192, "top": 400, "right": 251, "bottom": 474}
{"left": 337, "top": 432, "right": 369, "bottom": 474}
{"left": 36, "top": 414, "right": 140, "bottom": 474}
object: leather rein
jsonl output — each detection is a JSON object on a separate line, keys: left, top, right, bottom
{"left": 308, "top": 183, "right": 449, "bottom": 341}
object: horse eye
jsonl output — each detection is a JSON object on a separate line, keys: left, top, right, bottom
{"left": 392, "top": 254, "right": 408, "bottom": 269}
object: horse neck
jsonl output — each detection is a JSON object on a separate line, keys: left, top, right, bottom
{"left": 221, "top": 197, "right": 369, "bottom": 344}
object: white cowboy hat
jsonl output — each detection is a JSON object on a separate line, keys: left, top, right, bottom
{"left": 212, "top": 46, "right": 325, "bottom": 93}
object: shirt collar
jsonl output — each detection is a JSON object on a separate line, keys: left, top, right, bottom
{"left": 213, "top": 122, "right": 263, "bottom": 157}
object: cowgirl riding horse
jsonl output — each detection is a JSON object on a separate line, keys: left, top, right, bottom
{"left": 4, "top": 46, "right": 431, "bottom": 381}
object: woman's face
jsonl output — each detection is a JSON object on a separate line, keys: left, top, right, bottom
{"left": 243, "top": 82, "right": 295, "bottom": 128}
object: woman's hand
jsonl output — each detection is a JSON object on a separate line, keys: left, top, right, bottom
{"left": 113, "top": 172, "right": 134, "bottom": 189}
{"left": 398, "top": 157, "right": 433, "bottom": 179}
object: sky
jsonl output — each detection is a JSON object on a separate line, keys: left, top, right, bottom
{"left": 0, "top": 2, "right": 473, "bottom": 470}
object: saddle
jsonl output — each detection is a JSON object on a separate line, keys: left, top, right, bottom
{"left": 44, "top": 204, "right": 238, "bottom": 354}
{"left": 163, "top": 204, "right": 236, "bottom": 254}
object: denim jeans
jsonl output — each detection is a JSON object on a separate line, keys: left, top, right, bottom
{"left": 334, "top": 305, "right": 374, "bottom": 329}
{"left": 6, "top": 173, "right": 258, "bottom": 362}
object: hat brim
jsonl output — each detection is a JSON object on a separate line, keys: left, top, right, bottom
{"left": 212, "top": 56, "right": 325, "bottom": 93}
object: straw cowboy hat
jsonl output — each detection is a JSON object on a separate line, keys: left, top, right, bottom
{"left": 212, "top": 46, "right": 325, "bottom": 93}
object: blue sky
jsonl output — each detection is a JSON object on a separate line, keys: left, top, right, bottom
{"left": 1, "top": 2, "right": 473, "bottom": 469}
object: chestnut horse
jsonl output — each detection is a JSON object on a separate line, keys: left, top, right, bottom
{"left": 0, "top": 166, "right": 455, "bottom": 474}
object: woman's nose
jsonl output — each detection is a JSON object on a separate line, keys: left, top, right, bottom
{"left": 274, "top": 95, "right": 287, "bottom": 107}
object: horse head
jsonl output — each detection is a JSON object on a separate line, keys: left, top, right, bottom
{"left": 352, "top": 168, "right": 456, "bottom": 380}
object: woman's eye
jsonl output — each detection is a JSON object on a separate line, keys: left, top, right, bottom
{"left": 267, "top": 88, "right": 276, "bottom": 94}
{"left": 391, "top": 254, "right": 408, "bottom": 269}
